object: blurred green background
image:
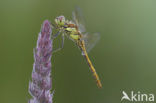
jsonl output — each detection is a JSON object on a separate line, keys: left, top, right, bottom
{"left": 0, "top": 0, "right": 156, "bottom": 103}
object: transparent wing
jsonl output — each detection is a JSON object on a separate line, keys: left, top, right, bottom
{"left": 82, "top": 33, "right": 100, "bottom": 53}
{"left": 72, "top": 7, "right": 86, "bottom": 33}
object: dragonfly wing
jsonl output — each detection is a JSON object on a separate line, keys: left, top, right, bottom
{"left": 72, "top": 7, "right": 86, "bottom": 33}
{"left": 82, "top": 32, "right": 100, "bottom": 53}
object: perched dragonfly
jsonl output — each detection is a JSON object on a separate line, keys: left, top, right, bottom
{"left": 53, "top": 7, "right": 102, "bottom": 88}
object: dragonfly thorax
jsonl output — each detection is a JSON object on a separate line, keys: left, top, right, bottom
{"left": 55, "top": 16, "right": 81, "bottom": 41}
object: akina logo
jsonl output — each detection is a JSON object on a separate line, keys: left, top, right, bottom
{"left": 121, "top": 91, "right": 154, "bottom": 102}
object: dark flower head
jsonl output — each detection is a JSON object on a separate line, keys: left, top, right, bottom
{"left": 29, "top": 20, "right": 53, "bottom": 103}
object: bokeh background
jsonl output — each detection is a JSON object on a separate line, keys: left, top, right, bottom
{"left": 0, "top": 0, "right": 156, "bottom": 103}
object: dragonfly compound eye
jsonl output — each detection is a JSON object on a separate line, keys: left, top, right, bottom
{"left": 55, "top": 16, "right": 66, "bottom": 26}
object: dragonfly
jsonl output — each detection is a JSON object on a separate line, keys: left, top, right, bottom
{"left": 53, "top": 7, "right": 102, "bottom": 88}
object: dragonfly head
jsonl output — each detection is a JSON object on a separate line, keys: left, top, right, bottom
{"left": 55, "top": 16, "right": 66, "bottom": 27}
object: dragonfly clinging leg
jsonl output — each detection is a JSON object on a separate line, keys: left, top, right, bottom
{"left": 52, "top": 33, "right": 65, "bottom": 53}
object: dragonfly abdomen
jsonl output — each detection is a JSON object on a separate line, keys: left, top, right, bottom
{"left": 79, "top": 40, "right": 102, "bottom": 88}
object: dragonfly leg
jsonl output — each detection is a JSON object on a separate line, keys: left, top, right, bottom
{"left": 52, "top": 34, "right": 65, "bottom": 53}
{"left": 52, "top": 31, "right": 61, "bottom": 39}
{"left": 51, "top": 23, "right": 57, "bottom": 29}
